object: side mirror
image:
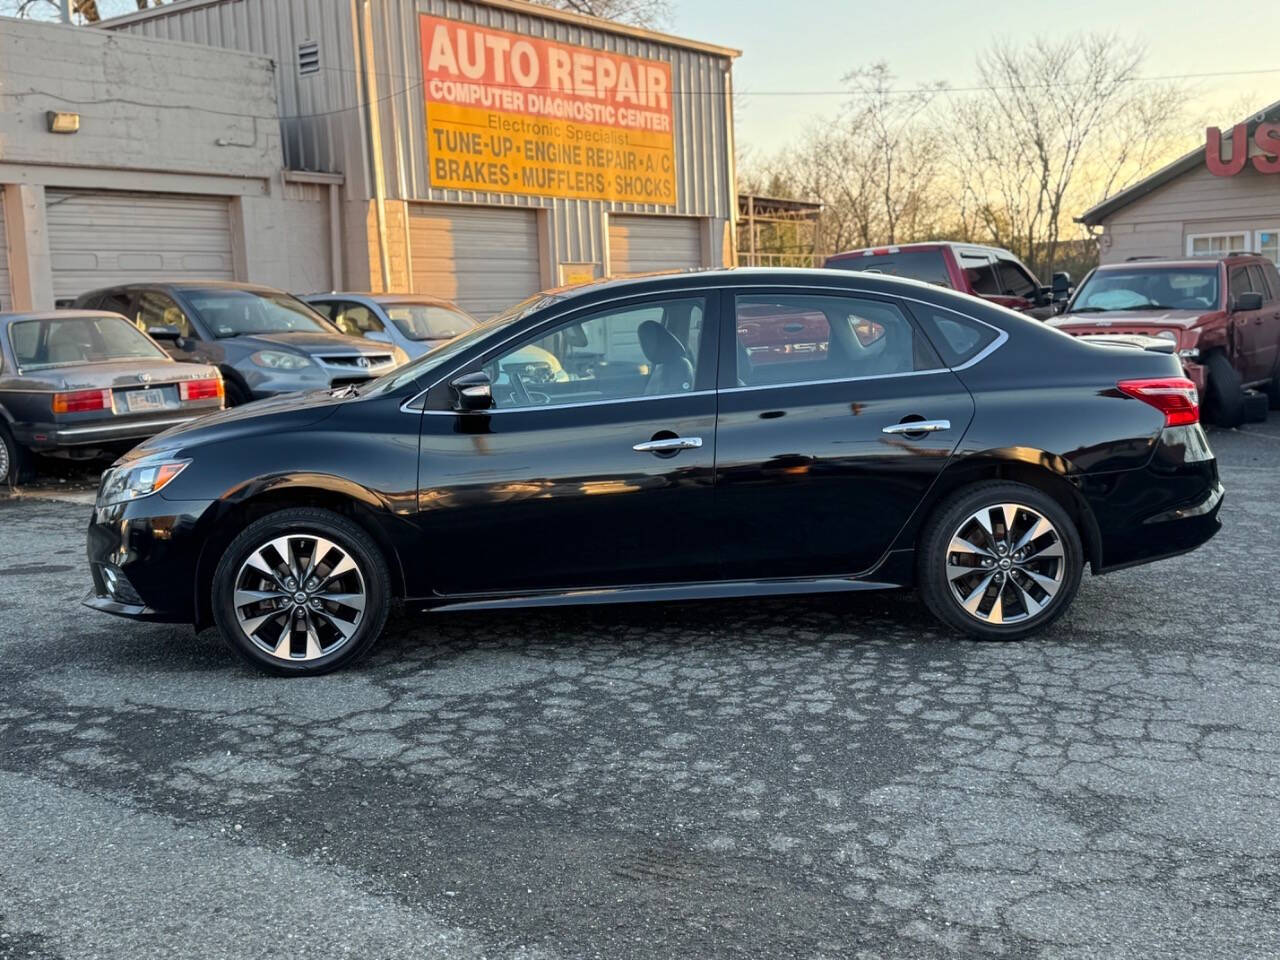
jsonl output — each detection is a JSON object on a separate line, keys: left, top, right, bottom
{"left": 147, "top": 324, "right": 181, "bottom": 342}
{"left": 450, "top": 371, "right": 493, "bottom": 412}
{"left": 1051, "top": 272, "right": 1073, "bottom": 301}
{"left": 1232, "top": 291, "right": 1264, "bottom": 312}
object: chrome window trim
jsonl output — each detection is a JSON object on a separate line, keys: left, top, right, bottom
{"left": 719, "top": 368, "right": 949, "bottom": 395}
{"left": 415, "top": 389, "right": 715, "bottom": 415}
{"left": 399, "top": 282, "right": 1009, "bottom": 414}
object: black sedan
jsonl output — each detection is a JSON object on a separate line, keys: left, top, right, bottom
{"left": 72, "top": 282, "right": 408, "bottom": 405}
{"left": 0, "top": 311, "right": 224, "bottom": 485}
{"left": 83, "top": 269, "right": 1222, "bottom": 675}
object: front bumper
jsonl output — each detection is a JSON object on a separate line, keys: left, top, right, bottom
{"left": 84, "top": 494, "right": 214, "bottom": 624}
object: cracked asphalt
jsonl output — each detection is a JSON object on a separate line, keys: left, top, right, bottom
{"left": 1, "top": 422, "right": 1278, "bottom": 959}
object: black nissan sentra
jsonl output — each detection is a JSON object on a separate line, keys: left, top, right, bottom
{"left": 84, "top": 270, "right": 1223, "bottom": 676}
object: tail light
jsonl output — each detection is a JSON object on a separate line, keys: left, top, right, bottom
{"left": 179, "top": 377, "right": 224, "bottom": 402}
{"left": 52, "top": 388, "right": 112, "bottom": 414}
{"left": 1116, "top": 377, "right": 1199, "bottom": 427}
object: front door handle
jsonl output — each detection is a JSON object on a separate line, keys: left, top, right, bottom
{"left": 633, "top": 436, "right": 703, "bottom": 453}
{"left": 881, "top": 419, "right": 951, "bottom": 435}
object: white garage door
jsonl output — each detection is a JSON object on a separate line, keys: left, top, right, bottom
{"left": 409, "top": 204, "right": 541, "bottom": 319}
{"left": 609, "top": 215, "right": 703, "bottom": 276}
{"left": 46, "top": 190, "right": 235, "bottom": 303}
{"left": 0, "top": 200, "right": 11, "bottom": 312}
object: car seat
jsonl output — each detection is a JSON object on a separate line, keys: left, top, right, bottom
{"left": 637, "top": 320, "right": 694, "bottom": 395}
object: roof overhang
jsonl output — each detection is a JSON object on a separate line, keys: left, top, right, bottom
{"left": 1077, "top": 98, "right": 1280, "bottom": 226}
{"left": 95, "top": 0, "right": 741, "bottom": 60}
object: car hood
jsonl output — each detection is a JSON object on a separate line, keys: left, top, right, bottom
{"left": 8, "top": 358, "right": 221, "bottom": 392}
{"left": 227, "top": 331, "right": 392, "bottom": 355}
{"left": 1049, "top": 309, "right": 1208, "bottom": 330}
{"left": 120, "top": 388, "right": 345, "bottom": 463}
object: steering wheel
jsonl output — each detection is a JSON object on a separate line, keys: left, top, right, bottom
{"left": 504, "top": 364, "right": 534, "bottom": 407}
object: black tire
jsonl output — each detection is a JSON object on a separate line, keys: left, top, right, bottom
{"left": 917, "top": 481, "right": 1084, "bottom": 641}
{"left": 1265, "top": 365, "right": 1280, "bottom": 411}
{"left": 211, "top": 508, "right": 391, "bottom": 676}
{"left": 0, "top": 422, "right": 32, "bottom": 488}
{"left": 223, "top": 379, "right": 250, "bottom": 407}
{"left": 1203, "top": 351, "right": 1245, "bottom": 428}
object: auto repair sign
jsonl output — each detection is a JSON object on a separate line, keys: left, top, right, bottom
{"left": 419, "top": 15, "right": 677, "bottom": 205}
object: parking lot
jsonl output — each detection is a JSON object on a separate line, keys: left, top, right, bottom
{"left": 0, "top": 422, "right": 1277, "bottom": 959}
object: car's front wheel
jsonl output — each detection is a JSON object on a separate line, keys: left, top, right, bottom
{"left": 212, "top": 508, "right": 391, "bottom": 676}
{"left": 917, "top": 482, "right": 1083, "bottom": 640}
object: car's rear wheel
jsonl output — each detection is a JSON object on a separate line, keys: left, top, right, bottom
{"left": 212, "top": 508, "right": 390, "bottom": 676}
{"left": 1203, "top": 350, "right": 1245, "bottom": 427}
{"left": 0, "top": 423, "right": 32, "bottom": 488}
{"left": 918, "top": 482, "right": 1083, "bottom": 640}
{"left": 1265, "top": 364, "right": 1280, "bottom": 410}
{"left": 223, "top": 380, "right": 250, "bottom": 407}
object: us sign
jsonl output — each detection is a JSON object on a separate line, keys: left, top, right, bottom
{"left": 419, "top": 15, "right": 678, "bottom": 205}
{"left": 1205, "top": 123, "right": 1280, "bottom": 176}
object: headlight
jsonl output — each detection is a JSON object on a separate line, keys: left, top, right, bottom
{"left": 1178, "top": 347, "right": 1200, "bottom": 360}
{"left": 250, "top": 350, "right": 313, "bottom": 370}
{"left": 98, "top": 459, "right": 190, "bottom": 507}
{"left": 1154, "top": 330, "right": 1178, "bottom": 342}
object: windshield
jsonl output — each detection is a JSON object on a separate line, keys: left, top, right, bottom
{"left": 359, "top": 291, "right": 566, "bottom": 399}
{"left": 186, "top": 289, "right": 337, "bottom": 338}
{"left": 1070, "top": 268, "right": 1220, "bottom": 312}
{"left": 382, "top": 303, "right": 478, "bottom": 341}
{"left": 10, "top": 314, "right": 167, "bottom": 370}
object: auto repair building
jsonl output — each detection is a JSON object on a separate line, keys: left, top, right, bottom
{"left": 0, "top": 0, "right": 738, "bottom": 317}
{"left": 1079, "top": 100, "right": 1280, "bottom": 267}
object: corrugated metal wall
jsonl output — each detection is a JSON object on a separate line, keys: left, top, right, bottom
{"left": 105, "top": 0, "right": 735, "bottom": 270}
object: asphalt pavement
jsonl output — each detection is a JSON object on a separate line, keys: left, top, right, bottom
{"left": 1, "top": 422, "right": 1278, "bottom": 959}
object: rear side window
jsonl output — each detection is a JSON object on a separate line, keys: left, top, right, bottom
{"left": 914, "top": 306, "right": 1000, "bottom": 367}
{"left": 827, "top": 250, "right": 951, "bottom": 288}
{"left": 733, "top": 294, "right": 940, "bottom": 387}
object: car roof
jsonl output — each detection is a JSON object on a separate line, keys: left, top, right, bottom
{"left": 0, "top": 309, "right": 127, "bottom": 324}
{"left": 1095, "top": 258, "right": 1236, "bottom": 270}
{"left": 303, "top": 292, "right": 464, "bottom": 308}
{"left": 827, "top": 241, "right": 1014, "bottom": 259}
{"left": 81, "top": 280, "right": 288, "bottom": 297}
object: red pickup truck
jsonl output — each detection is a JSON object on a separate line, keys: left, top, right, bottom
{"left": 1049, "top": 254, "right": 1280, "bottom": 426}
{"left": 825, "top": 242, "right": 1069, "bottom": 319}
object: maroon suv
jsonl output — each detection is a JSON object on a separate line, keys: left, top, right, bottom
{"left": 1049, "top": 255, "right": 1280, "bottom": 426}
{"left": 825, "top": 242, "right": 1066, "bottom": 319}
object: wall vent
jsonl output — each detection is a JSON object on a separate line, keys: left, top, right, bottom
{"left": 298, "top": 41, "right": 320, "bottom": 76}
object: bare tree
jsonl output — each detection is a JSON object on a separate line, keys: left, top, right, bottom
{"left": 948, "top": 35, "right": 1167, "bottom": 276}
{"left": 531, "top": 0, "right": 671, "bottom": 29}
{"left": 3, "top": 0, "right": 164, "bottom": 22}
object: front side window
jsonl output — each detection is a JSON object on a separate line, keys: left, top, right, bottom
{"left": 1247, "top": 264, "right": 1274, "bottom": 300}
{"left": 10, "top": 315, "right": 167, "bottom": 370}
{"left": 734, "top": 294, "right": 937, "bottom": 388}
{"left": 185, "top": 289, "right": 336, "bottom": 338}
{"left": 136, "top": 291, "right": 193, "bottom": 339}
{"left": 1071, "top": 268, "right": 1220, "bottom": 312}
{"left": 1228, "top": 267, "right": 1253, "bottom": 299}
{"left": 330, "top": 303, "right": 385, "bottom": 338}
{"left": 482, "top": 297, "right": 708, "bottom": 409}
{"left": 960, "top": 255, "right": 1001, "bottom": 296}
{"left": 996, "top": 259, "right": 1039, "bottom": 299}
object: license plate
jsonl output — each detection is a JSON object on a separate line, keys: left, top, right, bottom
{"left": 124, "top": 388, "right": 170, "bottom": 413}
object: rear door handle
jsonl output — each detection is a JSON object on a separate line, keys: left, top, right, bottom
{"left": 882, "top": 419, "right": 951, "bottom": 435}
{"left": 633, "top": 436, "right": 703, "bottom": 453}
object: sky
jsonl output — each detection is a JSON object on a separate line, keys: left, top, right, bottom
{"left": 670, "top": 0, "right": 1280, "bottom": 165}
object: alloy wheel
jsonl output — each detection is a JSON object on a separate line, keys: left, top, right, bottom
{"left": 0, "top": 438, "right": 9, "bottom": 485}
{"left": 945, "top": 502, "right": 1065, "bottom": 625}
{"left": 232, "top": 533, "right": 366, "bottom": 662}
